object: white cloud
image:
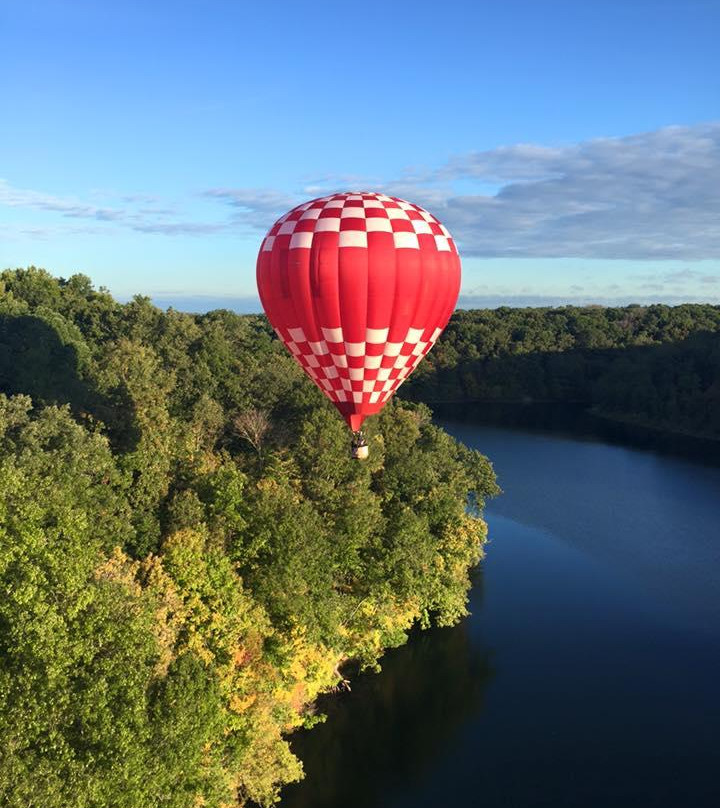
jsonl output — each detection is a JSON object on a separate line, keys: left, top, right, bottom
{"left": 0, "top": 180, "right": 126, "bottom": 222}
{"left": 3, "top": 123, "right": 720, "bottom": 261}
{"left": 212, "top": 124, "right": 720, "bottom": 261}
{"left": 0, "top": 179, "right": 233, "bottom": 237}
{"left": 202, "top": 188, "right": 298, "bottom": 229}
{"left": 398, "top": 123, "right": 720, "bottom": 260}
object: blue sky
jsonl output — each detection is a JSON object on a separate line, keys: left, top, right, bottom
{"left": 1, "top": 0, "right": 719, "bottom": 310}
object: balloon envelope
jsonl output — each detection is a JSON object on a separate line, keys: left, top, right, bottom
{"left": 256, "top": 192, "right": 461, "bottom": 431}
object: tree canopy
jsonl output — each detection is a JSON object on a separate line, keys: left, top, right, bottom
{"left": 0, "top": 267, "right": 498, "bottom": 807}
{"left": 404, "top": 304, "right": 720, "bottom": 438}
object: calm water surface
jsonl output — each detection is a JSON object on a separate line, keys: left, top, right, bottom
{"left": 281, "top": 416, "right": 720, "bottom": 808}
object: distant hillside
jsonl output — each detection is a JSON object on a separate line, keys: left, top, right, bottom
{"left": 403, "top": 304, "right": 720, "bottom": 439}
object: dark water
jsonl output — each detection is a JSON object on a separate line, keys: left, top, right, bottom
{"left": 281, "top": 413, "right": 720, "bottom": 808}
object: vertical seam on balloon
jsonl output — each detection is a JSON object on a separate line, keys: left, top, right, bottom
{"left": 280, "top": 240, "right": 312, "bottom": 377}
{"left": 424, "top": 247, "right": 444, "bottom": 349}
{"left": 381, "top": 229, "right": 401, "bottom": 401}
{"left": 414, "top": 232, "right": 432, "bottom": 335}
{"left": 330, "top": 217, "right": 349, "bottom": 389}
{"left": 308, "top": 230, "right": 331, "bottom": 365}
{"left": 431, "top": 253, "right": 461, "bottom": 358}
{"left": 441, "top": 253, "right": 462, "bottom": 332}
{"left": 426, "top": 253, "right": 448, "bottom": 356}
{"left": 362, "top": 198, "right": 371, "bottom": 399}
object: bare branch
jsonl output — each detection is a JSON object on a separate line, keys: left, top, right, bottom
{"left": 232, "top": 409, "right": 270, "bottom": 458}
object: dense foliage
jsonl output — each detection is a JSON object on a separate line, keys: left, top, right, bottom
{"left": 404, "top": 305, "right": 720, "bottom": 438}
{"left": 0, "top": 267, "right": 498, "bottom": 807}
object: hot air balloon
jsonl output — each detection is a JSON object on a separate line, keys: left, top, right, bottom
{"left": 256, "top": 192, "right": 461, "bottom": 457}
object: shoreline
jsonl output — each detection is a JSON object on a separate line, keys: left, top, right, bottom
{"left": 408, "top": 397, "right": 720, "bottom": 444}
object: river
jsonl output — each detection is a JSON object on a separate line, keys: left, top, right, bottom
{"left": 280, "top": 410, "right": 720, "bottom": 808}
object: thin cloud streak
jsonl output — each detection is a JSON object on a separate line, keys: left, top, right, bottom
{"left": 3, "top": 123, "right": 720, "bottom": 262}
{"left": 0, "top": 180, "right": 232, "bottom": 237}
{"left": 0, "top": 180, "right": 126, "bottom": 222}
{"left": 202, "top": 188, "right": 299, "bottom": 229}
{"left": 204, "top": 124, "right": 720, "bottom": 261}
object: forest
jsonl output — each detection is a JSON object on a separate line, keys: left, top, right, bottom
{"left": 403, "top": 305, "right": 720, "bottom": 439}
{"left": 3, "top": 267, "right": 718, "bottom": 807}
{"left": 0, "top": 267, "right": 498, "bottom": 808}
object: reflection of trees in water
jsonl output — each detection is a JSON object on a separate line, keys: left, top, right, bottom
{"left": 434, "top": 401, "right": 720, "bottom": 465}
{"left": 280, "top": 577, "right": 493, "bottom": 808}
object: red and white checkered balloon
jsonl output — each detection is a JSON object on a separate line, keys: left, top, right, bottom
{"left": 256, "top": 191, "right": 461, "bottom": 432}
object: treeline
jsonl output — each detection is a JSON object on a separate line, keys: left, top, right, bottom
{"left": 0, "top": 268, "right": 498, "bottom": 808}
{"left": 404, "top": 305, "right": 720, "bottom": 439}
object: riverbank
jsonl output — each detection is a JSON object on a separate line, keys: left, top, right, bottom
{"left": 280, "top": 413, "right": 720, "bottom": 808}
{"left": 418, "top": 400, "right": 720, "bottom": 465}
{"left": 588, "top": 406, "right": 720, "bottom": 444}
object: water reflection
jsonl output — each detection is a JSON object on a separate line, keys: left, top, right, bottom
{"left": 280, "top": 413, "right": 720, "bottom": 808}
{"left": 432, "top": 401, "right": 720, "bottom": 466}
{"left": 281, "top": 575, "right": 493, "bottom": 808}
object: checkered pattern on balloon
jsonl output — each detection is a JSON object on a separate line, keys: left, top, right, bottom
{"left": 256, "top": 192, "right": 461, "bottom": 434}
